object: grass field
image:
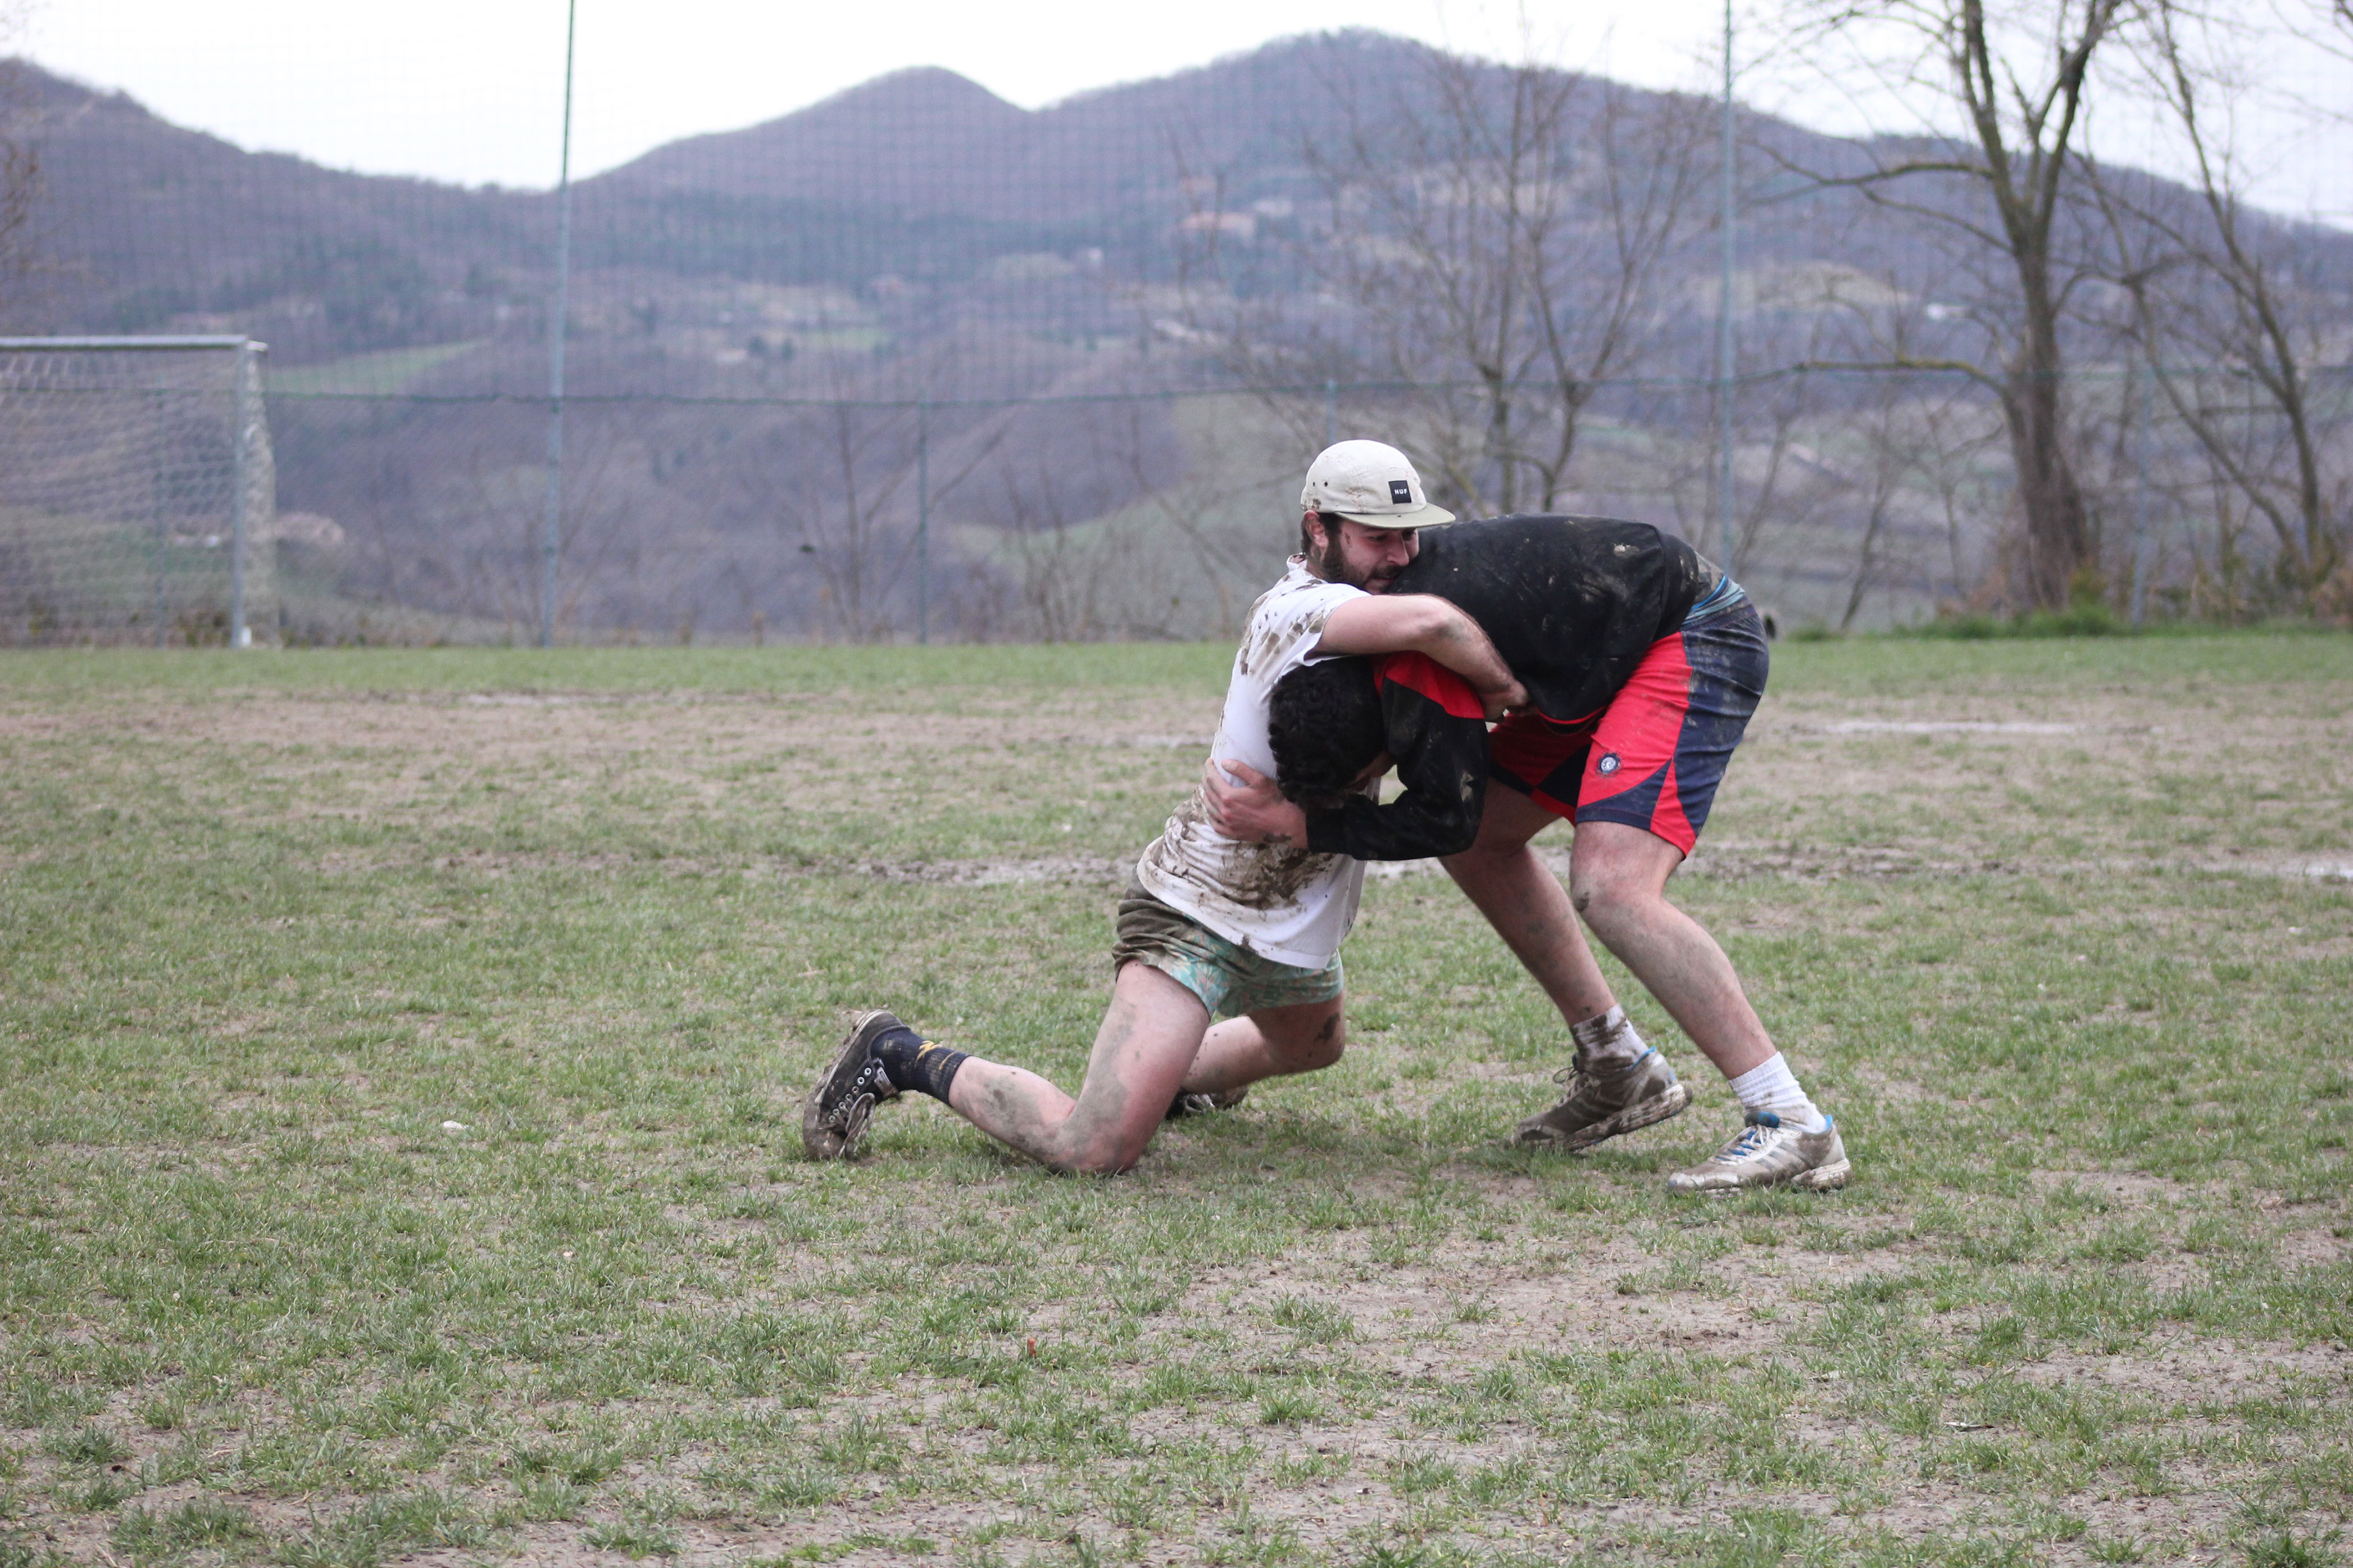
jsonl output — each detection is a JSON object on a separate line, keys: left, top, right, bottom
{"left": 2, "top": 638, "right": 2349, "bottom": 1568}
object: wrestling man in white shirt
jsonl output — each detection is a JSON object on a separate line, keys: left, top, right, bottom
{"left": 800, "top": 441, "right": 1519, "bottom": 1173}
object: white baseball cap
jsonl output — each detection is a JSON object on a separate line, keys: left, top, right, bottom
{"left": 1300, "top": 440, "right": 1455, "bottom": 529}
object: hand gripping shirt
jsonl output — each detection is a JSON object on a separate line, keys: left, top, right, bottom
{"left": 1135, "top": 559, "right": 1367, "bottom": 970}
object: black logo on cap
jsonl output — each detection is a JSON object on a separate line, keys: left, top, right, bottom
{"left": 1389, "top": 480, "right": 1412, "bottom": 505}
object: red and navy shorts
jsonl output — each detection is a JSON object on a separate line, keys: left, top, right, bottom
{"left": 1486, "top": 601, "right": 1769, "bottom": 856}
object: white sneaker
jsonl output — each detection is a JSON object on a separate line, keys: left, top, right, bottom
{"left": 1666, "top": 1112, "right": 1850, "bottom": 1193}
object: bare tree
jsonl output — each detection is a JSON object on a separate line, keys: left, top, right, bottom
{"left": 0, "top": 45, "right": 43, "bottom": 322}
{"left": 1834, "top": 377, "right": 2007, "bottom": 626}
{"left": 730, "top": 346, "right": 1005, "bottom": 642}
{"left": 1185, "top": 49, "right": 1709, "bottom": 517}
{"left": 987, "top": 455, "right": 1113, "bottom": 642}
{"left": 437, "top": 420, "right": 638, "bottom": 640}
{"left": 733, "top": 352, "right": 927, "bottom": 643}
{"left": 1722, "top": 382, "right": 1813, "bottom": 583}
{"left": 1839, "top": 415, "right": 1914, "bottom": 631}
{"left": 1117, "top": 406, "right": 1280, "bottom": 639}
{"left": 1782, "top": 0, "right": 2132, "bottom": 609}
{"left": 958, "top": 395, "right": 1271, "bottom": 642}
{"left": 2089, "top": 3, "right": 2347, "bottom": 603}
{"left": 805, "top": 398, "right": 920, "bottom": 641}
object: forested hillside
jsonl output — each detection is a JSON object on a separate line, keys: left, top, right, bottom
{"left": 3, "top": 30, "right": 2345, "bottom": 641}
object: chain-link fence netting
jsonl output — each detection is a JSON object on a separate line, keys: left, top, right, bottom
{"left": 1, "top": 30, "right": 2348, "bottom": 643}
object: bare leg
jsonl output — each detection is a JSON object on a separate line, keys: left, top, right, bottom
{"left": 1568, "top": 821, "right": 1774, "bottom": 1080}
{"left": 945, "top": 963, "right": 1210, "bottom": 1174}
{"left": 1440, "top": 788, "right": 1619, "bottom": 1027}
{"left": 1178, "top": 997, "right": 1347, "bottom": 1095}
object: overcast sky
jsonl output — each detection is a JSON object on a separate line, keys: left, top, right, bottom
{"left": 18, "top": 0, "right": 2352, "bottom": 223}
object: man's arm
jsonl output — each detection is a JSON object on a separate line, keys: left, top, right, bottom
{"left": 1204, "top": 655, "right": 1489, "bottom": 860}
{"left": 1317, "top": 595, "right": 1525, "bottom": 719}
{"left": 1301, "top": 657, "right": 1488, "bottom": 859}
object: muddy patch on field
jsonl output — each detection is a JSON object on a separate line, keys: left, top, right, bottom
{"left": 0, "top": 687, "right": 1224, "bottom": 839}
{"left": 11, "top": 677, "right": 2350, "bottom": 888}
{"left": 308, "top": 846, "right": 1142, "bottom": 888}
{"left": 2013, "top": 1339, "right": 2353, "bottom": 1397}
{"left": 1723, "top": 688, "right": 2349, "bottom": 873}
{"left": 857, "top": 854, "right": 1134, "bottom": 887}
{"left": 2029, "top": 1169, "right": 2193, "bottom": 1207}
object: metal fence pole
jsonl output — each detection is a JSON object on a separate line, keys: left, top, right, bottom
{"left": 1714, "top": 0, "right": 1737, "bottom": 567}
{"left": 228, "top": 338, "right": 259, "bottom": 649}
{"left": 916, "top": 398, "right": 930, "bottom": 645}
{"left": 539, "top": 0, "right": 578, "bottom": 649}
{"left": 151, "top": 391, "right": 167, "bottom": 649}
{"left": 2130, "top": 361, "right": 2153, "bottom": 629}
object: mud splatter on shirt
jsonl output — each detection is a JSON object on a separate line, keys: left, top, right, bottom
{"left": 1134, "top": 558, "right": 1368, "bottom": 970}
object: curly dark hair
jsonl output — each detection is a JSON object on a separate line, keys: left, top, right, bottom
{"left": 1268, "top": 657, "right": 1385, "bottom": 803}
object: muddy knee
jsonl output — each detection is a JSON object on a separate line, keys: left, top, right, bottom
{"left": 1275, "top": 1011, "right": 1345, "bottom": 1073}
{"left": 1286, "top": 1037, "right": 1344, "bottom": 1073}
{"left": 1567, "top": 868, "right": 1611, "bottom": 918}
{"left": 1310, "top": 1012, "right": 1347, "bottom": 1069}
{"left": 1049, "top": 1125, "right": 1153, "bottom": 1176}
{"left": 1570, "top": 872, "right": 1640, "bottom": 940}
{"left": 1048, "top": 1148, "right": 1136, "bottom": 1177}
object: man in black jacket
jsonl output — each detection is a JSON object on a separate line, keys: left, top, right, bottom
{"left": 1206, "top": 513, "right": 1849, "bottom": 1195}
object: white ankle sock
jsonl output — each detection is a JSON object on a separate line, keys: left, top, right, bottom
{"left": 1727, "top": 1053, "right": 1828, "bottom": 1133}
{"left": 1570, "top": 1006, "right": 1646, "bottom": 1070}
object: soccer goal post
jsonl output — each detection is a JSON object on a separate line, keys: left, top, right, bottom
{"left": 0, "top": 336, "right": 276, "bottom": 648}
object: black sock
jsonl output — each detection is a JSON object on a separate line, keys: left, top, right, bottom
{"left": 872, "top": 1025, "right": 969, "bottom": 1104}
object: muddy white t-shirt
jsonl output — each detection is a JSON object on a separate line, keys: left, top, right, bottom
{"left": 1135, "top": 559, "right": 1368, "bottom": 970}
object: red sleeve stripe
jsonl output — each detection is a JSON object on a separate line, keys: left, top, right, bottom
{"left": 1373, "top": 650, "right": 1487, "bottom": 719}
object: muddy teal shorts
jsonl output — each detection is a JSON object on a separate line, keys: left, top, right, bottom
{"left": 1110, "top": 881, "right": 1344, "bottom": 1018}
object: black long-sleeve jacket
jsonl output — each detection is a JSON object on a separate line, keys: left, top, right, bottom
{"left": 1300, "top": 517, "right": 1726, "bottom": 860}
{"left": 1301, "top": 652, "right": 1491, "bottom": 861}
{"left": 1391, "top": 515, "right": 1715, "bottom": 724}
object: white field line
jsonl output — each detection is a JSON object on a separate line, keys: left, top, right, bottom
{"left": 1811, "top": 719, "right": 2089, "bottom": 735}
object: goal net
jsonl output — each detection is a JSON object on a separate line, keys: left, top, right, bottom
{"left": 0, "top": 337, "right": 276, "bottom": 647}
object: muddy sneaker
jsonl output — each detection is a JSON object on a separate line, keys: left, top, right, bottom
{"left": 1164, "top": 1086, "right": 1249, "bottom": 1121}
{"left": 800, "top": 1011, "right": 906, "bottom": 1161}
{"left": 1514, "top": 1047, "right": 1692, "bottom": 1150}
{"left": 1665, "top": 1112, "right": 1850, "bottom": 1194}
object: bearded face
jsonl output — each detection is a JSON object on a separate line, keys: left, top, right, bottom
{"left": 1305, "top": 513, "right": 1419, "bottom": 592}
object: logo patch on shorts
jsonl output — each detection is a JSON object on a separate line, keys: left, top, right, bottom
{"left": 1389, "top": 480, "right": 1412, "bottom": 504}
{"left": 1595, "top": 752, "right": 1621, "bottom": 776}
